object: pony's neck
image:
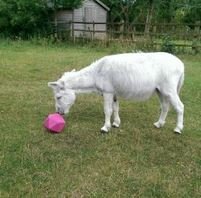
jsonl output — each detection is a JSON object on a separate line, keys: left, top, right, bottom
{"left": 66, "top": 65, "right": 97, "bottom": 93}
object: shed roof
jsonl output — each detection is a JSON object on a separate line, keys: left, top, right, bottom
{"left": 48, "top": 0, "right": 110, "bottom": 11}
{"left": 94, "top": 0, "right": 110, "bottom": 11}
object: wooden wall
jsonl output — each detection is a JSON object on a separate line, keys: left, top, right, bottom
{"left": 55, "top": 0, "right": 108, "bottom": 39}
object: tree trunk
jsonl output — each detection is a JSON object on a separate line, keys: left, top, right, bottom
{"left": 145, "top": 0, "right": 154, "bottom": 37}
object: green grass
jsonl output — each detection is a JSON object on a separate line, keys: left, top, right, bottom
{"left": 0, "top": 40, "right": 201, "bottom": 197}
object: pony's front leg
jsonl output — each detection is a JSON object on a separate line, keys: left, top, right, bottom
{"left": 112, "top": 96, "right": 121, "bottom": 128}
{"left": 101, "top": 93, "right": 113, "bottom": 133}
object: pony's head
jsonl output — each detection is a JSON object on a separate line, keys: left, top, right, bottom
{"left": 48, "top": 80, "right": 76, "bottom": 115}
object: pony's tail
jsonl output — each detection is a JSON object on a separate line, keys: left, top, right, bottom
{"left": 177, "top": 72, "right": 184, "bottom": 94}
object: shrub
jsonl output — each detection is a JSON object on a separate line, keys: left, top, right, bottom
{"left": 161, "top": 35, "right": 176, "bottom": 53}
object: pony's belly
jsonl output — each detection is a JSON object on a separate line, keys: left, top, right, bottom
{"left": 115, "top": 85, "right": 156, "bottom": 101}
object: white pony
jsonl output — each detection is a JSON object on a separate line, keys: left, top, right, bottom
{"left": 48, "top": 52, "right": 184, "bottom": 134}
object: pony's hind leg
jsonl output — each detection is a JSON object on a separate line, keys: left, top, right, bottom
{"left": 154, "top": 89, "right": 170, "bottom": 128}
{"left": 168, "top": 92, "right": 184, "bottom": 134}
{"left": 157, "top": 86, "right": 184, "bottom": 134}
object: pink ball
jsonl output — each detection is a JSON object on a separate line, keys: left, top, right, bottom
{"left": 44, "top": 113, "right": 66, "bottom": 133}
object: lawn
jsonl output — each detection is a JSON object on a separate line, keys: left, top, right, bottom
{"left": 0, "top": 40, "right": 201, "bottom": 197}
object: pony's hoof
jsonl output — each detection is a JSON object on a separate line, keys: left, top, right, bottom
{"left": 174, "top": 127, "right": 182, "bottom": 134}
{"left": 154, "top": 121, "right": 165, "bottom": 128}
{"left": 101, "top": 126, "right": 109, "bottom": 133}
{"left": 154, "top": 122, "right": 162, "bottom": 128}
{"left": 112, "top": 122, "right": 119, "bottom": 128}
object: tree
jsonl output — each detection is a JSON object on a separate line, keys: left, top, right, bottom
{"left": 0, "top": 0, "right": 84, "bottom": 38}
{"left": 104, "top": 0, "right": 173, "bottom": 33}
{"left": 48, "top": 0, "right": 83, "bottom": 10}
{"left": 102, "top": 0, "right": 137, "bottom": 23}
{"left": 0, "top": 0, "right": 50, "bottom": 38}
{"left": 181, "top": 0, "right": 201, "bottom": 25}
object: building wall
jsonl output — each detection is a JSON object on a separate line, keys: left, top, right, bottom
{"left": 55, "top": 10, "right": 73, "bottom": 32}
{"left": 56, "top": 10, "right": 73, "bottom": 22}
{"left": 94, "top": 5, "right": 107, "bottom": 39}
{"left": 73, "top": 5, "right": 85, "bottom": 36}
{"left": 55, "top": 0, "right": 108, "bottom": 39}
{"left": 73, "top": 0, "right": 108, "bottom": 39}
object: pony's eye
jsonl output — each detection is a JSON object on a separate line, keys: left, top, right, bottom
{"left": 60, "top": 87, "right": 65, "bottom": 91}
{"left": 56, "top": 96, "right": 62, "bottom": 100}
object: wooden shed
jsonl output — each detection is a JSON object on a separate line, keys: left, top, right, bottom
{"left": 55, "top": 0, "right": 110, "bottom": 39}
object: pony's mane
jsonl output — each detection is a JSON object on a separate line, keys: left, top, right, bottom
{"left": 59, "top": 59, "right": 101, "bottom": 82}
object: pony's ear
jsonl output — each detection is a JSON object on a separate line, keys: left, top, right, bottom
{"left": 48, "top": 81, "right": 66, "bottom": 90}
{"left": 48, "top": 81, "right": 59, "bottom": 89}
{"left": 71, "top": 69, "right": 76, "bottom": 72}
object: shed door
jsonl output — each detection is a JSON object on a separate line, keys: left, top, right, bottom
{"left": 84, "top": 7, "right": 95, "bottom": 35}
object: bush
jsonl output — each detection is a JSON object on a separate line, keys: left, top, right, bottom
{"left": 161, "top": 36, "right": 176, "bottom": 53}
{"left": 192, "top": 39, "right": 200, "bottom": 54}
{"left": 0, "top": 0, "right": 51, "bottom": 39}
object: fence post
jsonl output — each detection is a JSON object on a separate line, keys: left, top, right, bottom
{"left": 53, "top": 21, "right": 58, "bottom": 39}
{"left": 92, "top": 21, "right": 95, "bottom": 41}
{"left": 194, "top": 21, "right": 200, "bottom": 38}
{"left": 153, "top": 25, "right": 157, "bottom": 34}
{"left": 53, "top": 10, "right": 58, "bottom": 40}
{"left": 110, "top": 22, "right": 114, "bottom": 41}
{"left": 54, "top": 22, "right": 58, "bottom": 40}
{"left": 72, "top": 21, "right": 75, "bottom": 43}
{"left": 120, "top": 20, "right": 124, "bottom": 39}
{"left": 132, "top": 24, "right": 135, "bottom": 40}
